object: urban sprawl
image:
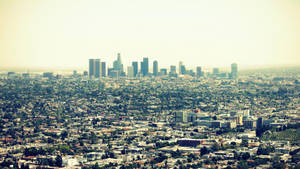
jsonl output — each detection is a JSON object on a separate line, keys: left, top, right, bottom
{"left": 0, "top": 54, "right": 300, "bottom": 169}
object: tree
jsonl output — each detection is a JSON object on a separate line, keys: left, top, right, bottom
{"left": 24, "top": 147, "right": 38, "bottom": 156}
{"left": 90, "top": 132, "right": 98, "bottom": 144}
{"left": 241, "top": 139, "right": 248, "bottom": 147}
{"left": 257, "top": 145, "right": 275, "bottom": 155}
{"left": 55, "top": 155, "right": 63, "bottom": 167}
{"left": 200, "top": 146, "right": 209, "bottom": 156}
{"left": 237, "top": 161, "right": 249, "bottom": 169}
{"left": 92, "top": 162, "right": 100, "bottom": 169}
{"left": 61, "top": 130, "right": 68, "bottom": 140}
{"left": 271, "top": 160, "right": 286, "bottom": 169}
{"left": 21, "top": 164, "right": 30, "bottom": 169}
{"left": 241, "top": 152, "right": 250, "bottom": 160}
{"left": 211, "top": 143, "right": 219, "bottom": 152}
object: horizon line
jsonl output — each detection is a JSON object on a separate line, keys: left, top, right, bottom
{"left": 1, "top": 63, "right": 300, "bottom": 73}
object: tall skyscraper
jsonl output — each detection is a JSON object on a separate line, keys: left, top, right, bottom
{"left": 101, "top": 62, "right": 106, "bottom": 77}
{"left": 83, "top": 71, "right": 88, "bottom": 76}
{"left": 160, "top": 68, "right": 167, "bottom": 76}
{"left": 127, "top": 66, "right": 134, "bottom": 77}
{"left": 170, "top": 65, "right": 176, "bottom": 74}
{"left": 117, "top": 53, "right": 124, "bottom": 73}
{"left": 231, "top": 63, "right": 238, "bottom": 79}
{"left": 153, "top": 60, "right": 158, "bottom": 76}
{"left": 132, "top": 62, "right": 138, "bottom": 77}
{"left": 178, "top": 61, "right": 186, "bottom": 75}
{"left": 196, "top": 66, "right": 202, "bottom": 77}
{"left": 111, "top": 70, "right": 120, "bottom": 79}
{"left": 117, "top": 53, "right": 121, "bottom": 63}
{"left": 140, "top": 62, "right": 143, "bottom": 74}
{"left": 113, "top": 60, "right": 118, "bottom": 70}
{"left": 113, "top": 53, "right": 124, "bottom": 75}
{"left": 89, "top": 58, "right": 103, "bottom": 78}
{"left": 108, "top": 68, "right": 114, "bottom": 77}
{"left": 141, "top": 57, "right": 149, "bottom": 76}
{"left": 95, "top": 59, "right": 101, "bottom": 78}
{"left": 89, "top": 59, "right": 95, "bottom": 77}
{"left": 179, "top": 61, "right": 183, "bottom": 74}
{"left": 180, "top": 65, "right": 186, "bottom": 75}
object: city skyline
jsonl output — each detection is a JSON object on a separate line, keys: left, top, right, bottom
{"left": 89, "top": 53, "right": 238, "bottom": 78}
{"left": 0, "top": 0, "right": 300, "bottom": 69}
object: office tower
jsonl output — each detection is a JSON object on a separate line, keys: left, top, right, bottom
{"left": 170, "top": 65, "right": 176, "bottom": 74}
{"left": 213, "top": 68, "right": 219, "bottom": 75}
{"left": 187, "top": 70, "right": 195, "bottom": 76}
{"left": 140, "top": 62, "right": 143, "bottom": 74}
{"left": 160, "top": 68, "right": 167, "bottom": 76}
{"left": 231, "top": 63, "right": 238, "bottom": 79}
{"left": 143, "top": 58, "right": 149, "bottom": 76}
{"left": 140, "top": 57, "right": 149, "bottom": 76}
{"left": 127, "top": 66, "right": 134, "bottom": 77}
{"left": 153, "top": 60, "right": 158, "bottom": 76}
{"left": 111, "top": 70, "right": 120, "bottom": 79}
{"left": 95, "top": 59, "right": 101, "bottom": 78}
{"left": 89, "top": 59, "right": 95, "bottom": 77}
{"left": 101, "top": 62, "right": 106, "bottom": 77}
{"left": 118, "top": 53, "right": 124, "bottom": 73}
{"left": 180, "top": 65, "right": 186, "bottom": 75}
{"left": 83, "top": 71, "right": 88, "bottom": 76}
{"left": 108, "top": 68, "right": 114, "bottom": 77}
{"left": 43, "top": 72, "right": 53, "bottom": 79}
{"left": 196, "top": 66, "right": 202, "bottom": 77}
{"left": 117, "top": 53, "right": 121, "bottom": 63}
{"left": 113, "top": 60, "right": 119, "bottom": 70}
{"left": 179, "top": 61, "right": 183, "bottom": 74}
{"left": 113, "top": 53, "right": 124, "bottom": 75}
{"left": 132, "top": 62, "right": 138, "bottom": 77}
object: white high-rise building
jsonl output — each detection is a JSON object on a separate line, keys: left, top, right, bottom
{"left": 127, "top": 66, "right": 134, "bottom": 77}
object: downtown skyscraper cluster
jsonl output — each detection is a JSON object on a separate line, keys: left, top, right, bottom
{"left": 89, "top": 53, "right": 238, "bottom": 79}
{"left": 89, "top": 59, "right": 106, "bottom": 78}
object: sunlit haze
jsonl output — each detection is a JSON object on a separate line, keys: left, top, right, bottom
{"left": 0, "top": 0, "right": 300, "bottom": 70}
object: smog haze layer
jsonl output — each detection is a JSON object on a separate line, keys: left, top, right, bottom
{"left": 0, "top": 0, "right": 300, "bottom": 69}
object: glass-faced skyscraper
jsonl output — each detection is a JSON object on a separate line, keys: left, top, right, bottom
{"left": 179, "top": 61, "right": 183, "bottom": 74}
{"left": 101, "top": 62, "right": 106, "bottom": 77}
{"left": 170, "top": 65, "right": 176, "bottom": 74}
{"left": 231, "top": 63, "right": 238, "bottom": 79}
{"left": 117, "top": 53, "right": 123, "bottom": 73}
{"left": 196, "top": 66, "right": 202, "bottom": 77}
{"left": 113, "top": 53, "right": 124, "bottom": 75}
{"left": 153, "top": 60, "right": 158, "bottom": 76}
{"left": 141, "top": 57, "right": 149, "bottom": 76}
{"left": 95, "top": 59, "right": 101, "bottom": 78}
{"left": 89, "top": 58, "right": 103, "bottom": 78}
{"left": 89, "top": 59, "right": 95, "bottom": 77}
{"left": 132, "top": 62, "right": 138, "bottom": 77}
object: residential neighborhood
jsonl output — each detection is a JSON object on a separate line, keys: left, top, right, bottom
{"left": 0, "top": 68, "right": 299, "bottom": 169}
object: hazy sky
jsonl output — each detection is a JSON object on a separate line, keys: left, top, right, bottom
{"left": 0, "top": 0, "right": 299, "bottom": 70}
